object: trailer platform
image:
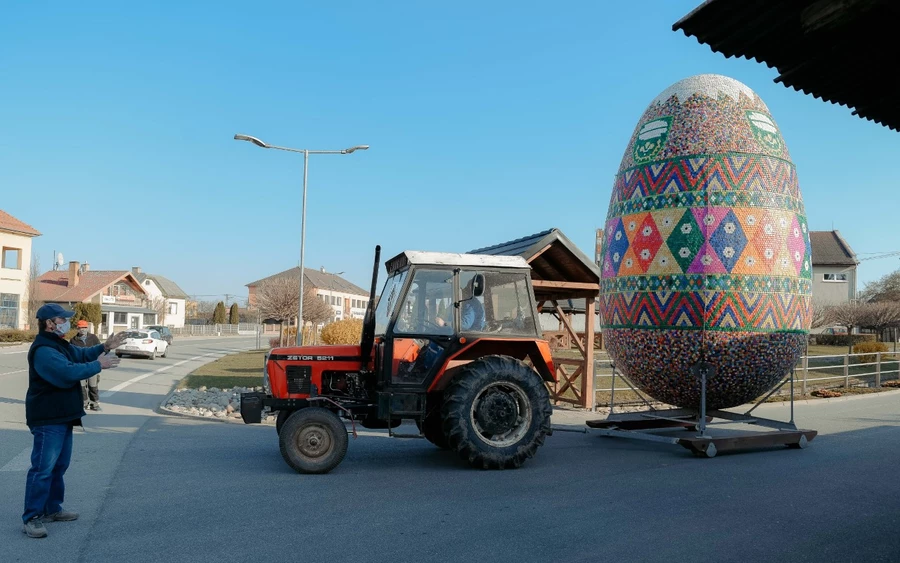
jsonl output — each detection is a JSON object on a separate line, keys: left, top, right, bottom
{"left": 588, "top": 363, "right": 818, "bottom": 458}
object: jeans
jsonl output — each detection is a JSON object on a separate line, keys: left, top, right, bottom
{"left": 22, "top": 423, "right": 73, "bottom": 523}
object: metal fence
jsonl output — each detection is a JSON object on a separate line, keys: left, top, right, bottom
{"left": 590, "top": 351, "right": 900, "bottom": 407}
{"left": 171, "top": 324, "right": 262, "bottom": 337}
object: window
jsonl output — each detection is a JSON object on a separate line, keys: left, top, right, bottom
{"left": 145, "top": 280, "right": 151, "bottom": 286}
{"left": 2, "top": 247, "right": 22, "bottom": 270}
{"left": 374, "top": 271, "right": 408, "bottom": 335}
{"left": 0, "top": 293, "right": 19, "bottom": 329}
{"left": 114, "top": 312, "right": 128, "bottom": 324}
{"left": 143, "top": 313, "right": 155, "bottom": 325}
{"left": 131, "top": 316, "right": 139, "bottom": 329}
{"left": 337, "top": 297, "right": 343, "bottom": 306}
{"left": 823, "top": 273, "right": 848, "bottom": 282}
{"left": 472, "top": 270, "right": 538, "bottom": 336}
{"left": 169, "top": 302, "right": 178, "bottom": 315}
{"left": 395, "top": 269, "right": 454, "bottom": 335}
{"left": 331, "top": 296, "right": 337, "bottom": 305}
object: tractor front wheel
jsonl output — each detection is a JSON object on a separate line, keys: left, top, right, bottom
{"left": 442, "top": 355, "right": 551, "bottom": 469}
{"left": 279, "top": 407, "right": 348, "bottom": 474}
{"left": 275, "top": 409, "right": 293, "bottom": 436}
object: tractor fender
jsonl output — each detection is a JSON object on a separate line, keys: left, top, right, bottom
{"left": 427, "top": 338, "right": 556, "bottom": 392}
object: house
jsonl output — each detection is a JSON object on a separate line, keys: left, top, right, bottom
{"left": 0, "top": 210, "right": 41, "bottom": 330}
{"left": 36, "top": 261, "right": 156, "bottom": 338}
{"left": 130, "top": 267, "right": 189, "bottom": 328}
{"left": 810, "top": 230, "right": 859, "bottom": 306}
{"left": 247, "top": 267, "right": 370, "bottom": 335}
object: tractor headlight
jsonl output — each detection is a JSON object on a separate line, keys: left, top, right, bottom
{"left": 263, "top": 352, "right": 272, "bottom": 395}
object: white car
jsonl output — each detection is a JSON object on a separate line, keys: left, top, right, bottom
{"left": 116, "top": 329, "right": 169, "bottom": 360}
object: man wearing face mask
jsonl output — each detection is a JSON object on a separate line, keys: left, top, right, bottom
{"left": 21, "top": 304, "right": 125, "bottom": 539}
{"left": 71, "top": 320, "right": 102, "bottom": 411}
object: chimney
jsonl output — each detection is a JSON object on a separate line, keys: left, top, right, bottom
{"left": 68, "top": 261, "right": 80, "bottom": 288}
{"left": 320, "top": 266, "right": 326, "bottom": 272}
{"left": 81, "top": 263, "right": 90, "bottom": 272}
{"left": 132, "top": 266, "right": 141, "bottom": 275}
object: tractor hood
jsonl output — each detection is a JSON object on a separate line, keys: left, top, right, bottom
{"left": 268, "top": 345, "right": 363, "bottom": 362}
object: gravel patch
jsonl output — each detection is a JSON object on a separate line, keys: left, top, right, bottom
{"left": 164, "top": 386, "right": 276, "bottom": 423}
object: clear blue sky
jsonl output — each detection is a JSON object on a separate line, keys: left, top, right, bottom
{"left": 2, "top": 1, "right": 897, "bottom": 302}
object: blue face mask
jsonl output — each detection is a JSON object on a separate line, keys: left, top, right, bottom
{"left": 55, "top": 320, "right": 71, "bottom": 336}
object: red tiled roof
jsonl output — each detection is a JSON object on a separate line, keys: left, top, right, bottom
{"left": 36, "top": 270, "right": 138, "bottom": 303}
{"left": 0, "top": 210, "right": 41, "bottom": 237}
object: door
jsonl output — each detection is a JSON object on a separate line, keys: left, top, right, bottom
{"left": 386, "top": 268, "right": 454, "bottom": 387}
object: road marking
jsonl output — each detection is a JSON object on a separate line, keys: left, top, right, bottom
{"left": 101, "top": 348, "right": 250, "bottom": 398}
{"left": 0, "top": 447, "right": 32, "bottom": 472}
{"left": 0, "top": 369, "right": 26, "bottom": 377}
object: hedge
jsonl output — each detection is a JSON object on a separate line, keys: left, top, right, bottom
{"left": 0, "top": 329, "right": 37, "bottom": 343}
{"left": 812, "top": 334, "right": 876, "bottom": 347}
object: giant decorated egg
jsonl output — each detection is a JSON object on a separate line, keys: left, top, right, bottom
{"left": 599, "top": 74, "right": 811, "bottom": 410}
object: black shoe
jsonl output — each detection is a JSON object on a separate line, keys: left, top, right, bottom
{"left": 89, "top": 405, "right": 101, "bottom": 411}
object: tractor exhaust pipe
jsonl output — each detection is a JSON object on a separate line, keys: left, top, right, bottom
{"left": 359, "top": 245, "right": 381, "bottom": 365}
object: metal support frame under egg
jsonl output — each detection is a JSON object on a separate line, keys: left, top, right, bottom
{"left": 586, "top": 362, "right": 818, "bottom": 458}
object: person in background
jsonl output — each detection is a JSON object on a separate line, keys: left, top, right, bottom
{"left": 21, "top": 304, "right": 124, "bottom": 539}
{"left": 71, "top": 320, "right": 102, "bottom": 411}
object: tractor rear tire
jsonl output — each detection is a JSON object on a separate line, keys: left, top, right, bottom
{"left": 279, "top": 407, "right": 348, "bottom": 474}
{"left": 442, "top": 355, "right": 551, "bottom": 469}
{"left": 416, "top": 395, "right": 449, "bottom": 449}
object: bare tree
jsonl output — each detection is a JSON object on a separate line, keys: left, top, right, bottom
{"left": 256, "top": 277, "right": 300, "bottom": 346}
{"left": 256, "top": 277, "right": 335, "bottom": 346}
{"left": 25, "top": 254, "right": 42, "bottom": 331}
{"left": 860, "top": 302, "right": 900, "bottom": 343}
{"left": 197, "top": 300, "right": 218, "bottom": 314}
{"left": 860, "top": 268, "right": 900, "bottom": 303}
{"left": 825, "top": 301, "right": 871, "bottom": 354}
{"left": 150, "top": 297, "right": 168, "bottom": 326}
{"left": 809, "top": 298, "right": 832, "bottom": 331}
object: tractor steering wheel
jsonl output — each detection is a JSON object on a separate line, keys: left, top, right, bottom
{"left": 419, "top": 319, "right": 445, "bottom": 332}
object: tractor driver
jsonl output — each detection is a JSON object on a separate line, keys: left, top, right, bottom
{"left": 435, "top": 275, "right": 485, "bottom": 332}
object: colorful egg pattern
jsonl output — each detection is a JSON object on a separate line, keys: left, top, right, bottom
{"left": 599, "top": 74, "right": 811, "bottom": 410}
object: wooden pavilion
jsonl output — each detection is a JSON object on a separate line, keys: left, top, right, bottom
{"left": 471, "top": 228, "right": 601, "bottom": 409}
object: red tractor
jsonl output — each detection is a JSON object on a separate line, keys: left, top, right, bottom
{"left": 241, "top": 247, "right": 556, "bottom": 473}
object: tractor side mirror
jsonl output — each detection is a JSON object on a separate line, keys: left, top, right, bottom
{"left": 471, "top": 274, "right": 485, "bottom": 298}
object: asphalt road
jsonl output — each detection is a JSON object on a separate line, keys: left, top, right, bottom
{"left": 2, "top": 339, "right": 899, "bottom": 563}
{"left": 0, "top": 336, "right": 257, "bottom": 562}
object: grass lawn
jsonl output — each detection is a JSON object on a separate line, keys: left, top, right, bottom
{"left": 178, "top": 349, "right": 267, "bottom": 389}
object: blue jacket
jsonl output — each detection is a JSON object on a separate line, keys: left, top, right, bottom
{"left": 26, "top": 331, "right": 105, "bottom": 427}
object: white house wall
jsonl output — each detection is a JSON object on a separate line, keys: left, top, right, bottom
{"left": 0, "top": 230, "right": 33, "bottom": 330}
{"left": 166, "top": 298, "right": 186, "bottom": 328}
{"left": 315, "top": 288, "right": 370, "bottom": 321}
{"left": 139, "top": 278, "right": 186, "bottom": 328}
{"left": 811, "top": 265, "right": 857, "bottom": 306}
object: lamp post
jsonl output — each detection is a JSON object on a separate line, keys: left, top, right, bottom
{"left": 234, "top": 134, "right": 368, "bottom": 345}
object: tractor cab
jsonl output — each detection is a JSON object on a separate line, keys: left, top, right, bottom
{"left": 371, "top": 251, "right": 545, "bottom": 394}
{"left": 241, "top": 246, "right": 556, "bottom": 474}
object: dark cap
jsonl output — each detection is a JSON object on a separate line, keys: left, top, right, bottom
{"left": 36, "top": 303, "right": 75, "bottom": 321}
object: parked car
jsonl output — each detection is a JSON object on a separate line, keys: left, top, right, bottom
{"left": 821, "top": 326, "right": 848, "bottom": 335}
{"left": 145, "top": 325, "right": 174, "bottom": 345}
{"left": 116, "top": 330, "right": 169, "bottom": 360}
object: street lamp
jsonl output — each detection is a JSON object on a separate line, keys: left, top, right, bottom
{"left": 234, "top": 134, "right": 369, "bottom": 345}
